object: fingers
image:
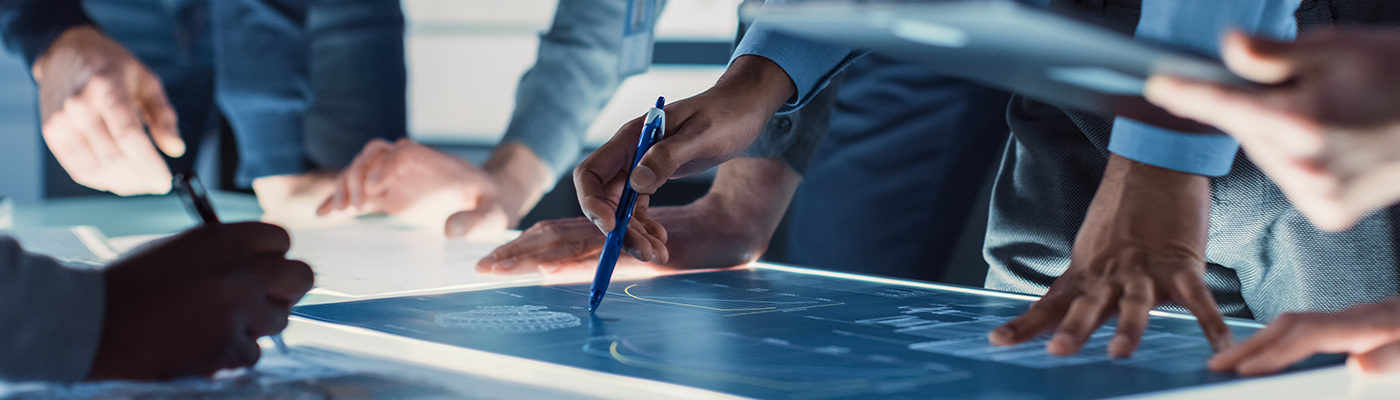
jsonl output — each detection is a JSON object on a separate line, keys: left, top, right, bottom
{"left": 1214, "top": 314, "right": 1332, "bottom": 375}
{"left": 990, "top": 292, "right": 1074, "bottom": 346}
{"left": 1048, "top": 285, "right": 1120, "bottom": 356}
{"left": 630, "top": 132, "right": 705, "bottom": 193}
{"left": 256, "top": 258, "right": 315, "bottom": 306}
{"left": 1222, "top": 30, "right": 1305, "bottom": 84}
{"left": 1170, "top": 271, "right": 1235, "bottom": 352}
{"left": 1109, "top": 277, "right": 1156, "bottom": 357}
{"left": 623, "top": 195, "right": 669, "bottom": 263}
{"left": 320, "top": 139, "right": 391, "bottom": 215}
{"left": 42, "top": 110, "right": 104, "bottom": 188}
{"left": 476, "top": 218, "right": 607, "bottom": 274}
{"left": 1351, "top": 341, "right": 1400, "bottom": 375}
{"left": 97, "top": 84, "right": 172, "bottom": 194}
{"left": 221, "top": 222, "right": 293, "bottom": 256}
{"left": 348, "top": 139, "right": 393, "bottom": 209}
{"left": 445, "top": 205, "right": 510, "bottom": 238}
{"left": 138, "top": 77, "right": 184, "bottom": 157}
{"left": 248, "top": 296, "right": 292, "bottom": 339}
{"left": 1208, "top": 315, "right": 1293, "bottom": 372}
{"left": 218, "top": 333, "right": 262, "bottom": 372}
{"left": 576, "top": 118, "right": 643, "bottom": 233}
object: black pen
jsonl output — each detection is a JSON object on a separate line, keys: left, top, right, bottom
{"left": 173, "top": 173, "right": 291, "bottom": 355}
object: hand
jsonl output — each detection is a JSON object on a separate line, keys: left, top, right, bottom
{"left": 988, "top": 155, "right": 1233, "bottom": 357}
{"left": 575, "top": 55, "right": 795, "bottom": 233}
{"left": 33, "top": 25, "right": 185, "bottom": 196}
{"left": 253, "top": 171, "right": 339, "bottom": 222}
{"left": 317, "top": 139, "right": 550, "bottom": 237}
{"left": 1210, "top": 299, "right": 1400, "bottom": 376}
{"left": 483, "top": 158, "right": 800, "bottom": 275}
{"left": 1145, "top": 29, "right": 1400, "bottom": 231}
{"left": 87, "top": 222, "right": 313, "bottom": 381}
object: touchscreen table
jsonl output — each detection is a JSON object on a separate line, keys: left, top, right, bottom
{"left": 293, "top": 267, "right": 1338, "bottom": 399}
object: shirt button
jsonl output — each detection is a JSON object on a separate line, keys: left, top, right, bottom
{"left": 776, "top": 116, "right": 793, "bottom": 133}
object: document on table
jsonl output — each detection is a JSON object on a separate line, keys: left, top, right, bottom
{"left": 104, "top": 219, "right": 544, "bottom": 298}
{"left": 0, "top": 226, "right": 119, "bottom": 268}
{"left": 285, "top": 222, "right": 539, "bottom": 298}
{"left": 0, "top": 344, "right": 584, "bottom": 399}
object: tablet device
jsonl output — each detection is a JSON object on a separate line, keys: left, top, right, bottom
{"left": 745, "top": 1, "right": 1256, "bottom": 132}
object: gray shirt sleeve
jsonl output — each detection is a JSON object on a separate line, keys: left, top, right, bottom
{"left": 0, "top": 237, "right": 105, "bottom": 382}
{"left": 500, "top": 0, "right": 630, "bottom": 185}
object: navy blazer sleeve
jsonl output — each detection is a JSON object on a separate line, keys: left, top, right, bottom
{"left": 0, "top": 0, "right": 95, "bottom": 66}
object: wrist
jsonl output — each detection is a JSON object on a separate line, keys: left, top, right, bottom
{"left": 32, "top": 25, "right": 103, "bottom": 81}
{"left": 1092, "top": 154, "right": 1212, "bottom": 243}
{"left": 712, "top": 55, "right": 797, "bottom": 116}
{"left": 700, "top": 158, "right": 801, "bottom": 238}
{"left": 483, "top": 142, "right": 553, "bottom": 224}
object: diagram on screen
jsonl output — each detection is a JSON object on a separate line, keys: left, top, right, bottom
{"left": 550, "top": 278, "right": 845, "bottom": 317}
{"left": 582, "top": 331, "right": 968, "bottom": 399}
{"left": 435, "top": 305, "right": 582, "bottom": 333}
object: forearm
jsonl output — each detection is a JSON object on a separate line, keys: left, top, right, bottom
{"left": 500, "top": 0, "right": 630, "bottom": 182}
{"left": 652, "top": 157, "right": 800, "bottom": 266}
{"left": 483, "top": 142, "right": 555, "bottom": 223}
{"left": 0, "top": 237, "right": 105, "bottom": 382}
{"left": 1083, "top": 154, "right": 1211, "bottom": 255}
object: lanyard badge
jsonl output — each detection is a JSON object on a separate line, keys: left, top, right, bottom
{"left": 620, "top": 0, "right": 662, "bottom": 77}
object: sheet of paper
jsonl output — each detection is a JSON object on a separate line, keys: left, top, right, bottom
{"left": 0, "top": 196, "right": 12, "bottom": 229}
{"left": 0, "top": 344, "right": 586, "bottom": 399}
{"left": 286, "top": 221, "right": 540, "bottom": 298}
{"left": 104, "top": 219, "right": 542, "bottom": 298}
{"left": 294, "top": 267, "right": 1343, "bottom": 400}
{"left": 0, "top": 226, "right": 119, "bottom": 268}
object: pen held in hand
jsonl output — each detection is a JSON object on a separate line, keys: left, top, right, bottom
{"left": 589, "top": 97, "right": 666, "bottom": 313}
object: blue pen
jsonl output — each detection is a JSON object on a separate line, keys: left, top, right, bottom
{"left": 173, "top": 173, "right": 291, "bottom": 355}
{"left": 589, "top": 97, "right": 666, "bottom": 313}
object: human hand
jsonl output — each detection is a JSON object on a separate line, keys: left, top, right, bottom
{"left": 317, "top": 139, "right": 550, "bottom": 237}
{"left": 988, "top": 155, "right": 1233, "bottom": 357}
{"left": 87, "top": 222, "right": 313, "bottom": 381}
{"left": 575, "top": 55, "right": 795, "bottom": 233}
{"left": 32, "top": 26, "right": 185, "bottom": 196}
{"left": 1145, "top": 30, "right": 1400, "bottom": 231}
{"left": 483, "top": 158, "right": 800, "bottom": 275}
{"left": 1210, "top": 299, "right": 1400, "bottom": 376}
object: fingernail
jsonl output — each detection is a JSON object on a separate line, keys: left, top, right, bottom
{"left": 496, "top": 259, "right": 518, "bottom": 270}
{"left": 627, "top": 248, "right": 646, "bottom": 261}
{"left": 631, "top": 165, "right": 657, "bottom": 190}
{"left": 1049, "top": 333, "right": 1073, "bottom": 354}
{"left": 591, "top": 217, "right": 607, "bottom": 233}
{"left": 1108, "top": 335, "right": 1129, "bottom": 357}
{"left": 988, "top": 327, "right": 1012, "bottom": 344}
{"left": 480, "top": 255, "right": 496, "bottom": 265}
{"left": 545, "top": 264, "right": 563, "bottom": 274}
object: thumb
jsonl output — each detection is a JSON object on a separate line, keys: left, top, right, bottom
{"left": 631, "top": 138, "right": 702, "bottom": 194}
{"left": 444, "top": 205, "right": 508, "bottom": 238}
{"left": 1222, "top": 30, "right": 1307, "bottom": 84}
{"left": 138, "top": 78, "right": 184, "bottom": 157}
{"left": 1350, "top": 341, "right": 1400, "bottom": 375}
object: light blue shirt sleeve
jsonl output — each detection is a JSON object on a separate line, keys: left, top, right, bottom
{"left": 501, "top": 0, "right": 631, "bottom": 184}
{"left": 1108, "top": 0, "right": 1300, "bottom": 176}
{"left": 730, "top": 0, "right": 861, "bottom": 113}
